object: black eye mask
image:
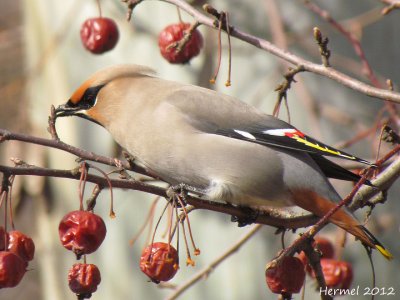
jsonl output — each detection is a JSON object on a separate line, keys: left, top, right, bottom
{"left": 66, "top": 84, "right": 105, "bottom": 109}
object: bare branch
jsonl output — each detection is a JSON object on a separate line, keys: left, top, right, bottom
{"left": 0, "top": 128, "right": 152, "bottom": 177}
{"left": 122, "top": 0, "right": 400, "bottom": 103}
{"left": 1, "top": 127, "right": 400, "bottom": 231}
{"left": 303, "top": 0, "right": 399, "bottom": 122}
{"left": 351, "top": 153, "right": 400, "bottom": 211}
{"left": 0, "top": 161, "right": 319, "bottom": 228}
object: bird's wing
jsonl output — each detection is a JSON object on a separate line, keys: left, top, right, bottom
{"left": 216, "top": 126, "right": 374, "bottom": 166}
{"left": 308, "top": 154, "right": 373, "bottom": 185}
{"left": 214, "top": 126, "right": 374, "bottom": 184}
{"left": 165, "top": 85, "right": 374, "bottom": 169}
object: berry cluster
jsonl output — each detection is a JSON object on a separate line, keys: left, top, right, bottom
{"left": 265, "top": 236, "right": 354, "bottom": 297}
{"left": 80, "top": 13, "right": 204, "bottom": 65}
{"left": 59, "top": 210, "right": 106, "bottom": 299}
{"left": 0, "top": 228, "right": 35, "bottom": 288}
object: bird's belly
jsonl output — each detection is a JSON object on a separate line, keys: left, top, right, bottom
{"left": 204, "top": 178, "right": 294, "bottom": 208}
{"left": 135, "top": 135, "right": 296, "bottom": 208}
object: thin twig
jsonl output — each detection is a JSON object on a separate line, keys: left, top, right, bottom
{"left": 86, "top": 185, "right": 103, "bottom": 211}
{"left": 313, "top": 27, "right": 331, "bottom": 67}
{"left": 166, "top": 224, "right": 262, "bottom": 300}
{"left": 303, "top": 0, "right": 399, "bottom": 122}
{"left": 0, "top": 128, "right": 153, "bottom": 177}
{"left": 47, "top": 105, "right": 60, "bottom": 140}
{"left": 273, "top": 65, "right": 305, "bottom": 117}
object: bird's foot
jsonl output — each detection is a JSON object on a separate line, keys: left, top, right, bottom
{"left": 231, "top": 206, "right": 259, "bottom": 227}
{"left": 166, "top": 183, "right": 207, "bottom": 207}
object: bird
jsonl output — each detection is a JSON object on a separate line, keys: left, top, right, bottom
{"left": 55, "top": 64, "right": 392, "bottom": 259}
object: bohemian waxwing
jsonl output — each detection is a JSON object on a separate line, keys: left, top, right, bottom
{"left": 55, "top": 64, "right": 392, "bottom": 259}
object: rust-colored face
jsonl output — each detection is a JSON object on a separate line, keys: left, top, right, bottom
{"left": 69, "top": 77, "right": 96, "bottom": 105}
{"left": 55, "top": 78, "right": 105, "bottom": 126}
{"left": 55, "top": 64, "right": 154, "bottom": 125}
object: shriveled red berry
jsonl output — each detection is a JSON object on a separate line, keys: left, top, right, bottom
{"left": 0, "top": 251, "right": 27, "bottom": 288}
{"left": 158, "top": 23, "right": 203, "bottom": 64}
{"left": 59, "top": 210, "right": 106, "bottom": 258}
{"left": 140, "top": 242, "right": 179, "bottom": 283}
{"left": 0, "top": 227, "right": 5, "bottom": 251}
{"left": 265, "top": 256, "right": 305, "bottom": 296}
{"left": 68, "top": 263, "right": 101, "bottom": 298}
{"left": 297, "top": 251, "right": 310, "bottom": 272}
{"left": 314, "top": 259, "right": 353, "bottom": 289}
{"left": 80, "top": 17, "right": 119, "bottom": 54}
{"left": 265, "top": 256, "right": 306, "bottom": 295}
{"left": 337, "top": 260, "right": 353, "bottom": 289}
{"left": 313, "top": 237, "right": 335, "bottom": 259}
{"left": 7, "top": 231, "right": 35, "bottom": 262}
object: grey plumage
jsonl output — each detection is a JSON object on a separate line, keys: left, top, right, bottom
{"left": 55, "top": 64, "right": 392, "bottom": 259}
{"left": 94, "top": 71, "right": 338, "bottom": 208}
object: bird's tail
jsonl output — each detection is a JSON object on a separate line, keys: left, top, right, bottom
{"left": 320, "top": 205, "right": 393, "bottom": 260}
{"left": 292, "top": 190, "right": 393, "bottom": 260}
{"left": 356, "top": 225, "right": 393, "bottom": 260}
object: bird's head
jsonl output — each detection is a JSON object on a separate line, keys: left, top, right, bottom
{"left": 55, "top": 64, "right": 155, "bottom": 126}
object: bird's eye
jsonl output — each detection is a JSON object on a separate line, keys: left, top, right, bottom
{"left": 81, "top": 84, "right": 105, "bottom": 109}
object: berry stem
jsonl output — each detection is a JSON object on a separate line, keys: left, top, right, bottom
{"left": 175, "top": 194, "right": 200, "bottom": 256}
{"left": 225, "top": 12, "right": 232, "bottom": 87}
{"left": 174, "top": 204, "right": 180, "bottom": 262}
{"left": 129, "top": 196, "right": 160, "bottom": 246}
{"left": 180, "top": 220, "right": 194, "bottom": 266}
{"left": 147, "top": 200, "right": 171, "bottom": 261}
{"left": 165, "top": 201, "right": 174, "bottom": 244}
{"left": 90, "top": 164, "right": 116, "bottom": 218}
{"left": 78, "top": 162, "right": 88, "bottom": 211}
{"left": 8, "top": 176, "right": 15, "bottom": 230}
{"left": 1, "top": 174, "right": 10, "bottom": 247}
{"left": 0, "top": 190, "right": 7, "bottom": 249}
{"left": 210, "top": 16, "right": 223, "bottom": 84}
{"left": 96, "top": 0, "right": 102, "bottom": 18}
{"left": 280, "top": 230, "right": 286, "bottom": 249}
{"left": 176, "top": 6, "right": 183, "bottom": 23}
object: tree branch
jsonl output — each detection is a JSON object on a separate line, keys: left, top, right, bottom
{"left": 0, "top": 162, "right": 320, "bottom": 228}
{"left": 123, "top": 0, "right": 400, "bottom": 103}
{"left": 1, "top": 128, "right": 400, "bottom": 230}
{"left": 0, "top": 128, "right": 152, "bottom": 177}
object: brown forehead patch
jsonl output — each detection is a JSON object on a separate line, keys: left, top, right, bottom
{"left": 69, "top": 78, "right": 95, "bottom": 104}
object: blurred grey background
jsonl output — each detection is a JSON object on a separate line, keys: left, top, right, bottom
{"left": 0, "top": 0, "right": 399, "bottom": 299}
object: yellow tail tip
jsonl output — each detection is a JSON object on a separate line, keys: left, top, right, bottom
{"left": 376, "top": 244, "right": 393, "bottom": 260}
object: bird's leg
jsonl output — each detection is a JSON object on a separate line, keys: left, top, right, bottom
{"left": 122, "top": 150, "right": 136, "bottom": 168}
{"left": 166, "top": 183, "right": 208, "bottom": 207}
{"left": 231, "top": 206, "right": 260, "bottom": 227}
{"left": 168, "top": 183, "right": 208, "bottom": 197}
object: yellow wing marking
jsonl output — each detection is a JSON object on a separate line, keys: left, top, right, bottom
{"left": 293, "top": 136, "right": 357, "bottom": 160}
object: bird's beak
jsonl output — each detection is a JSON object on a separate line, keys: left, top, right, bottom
{"left": 54, "top": 102, "right": 82, "bottom": 117}
{"left": 54, "top": 101, "right": 100, "bottom": 125}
